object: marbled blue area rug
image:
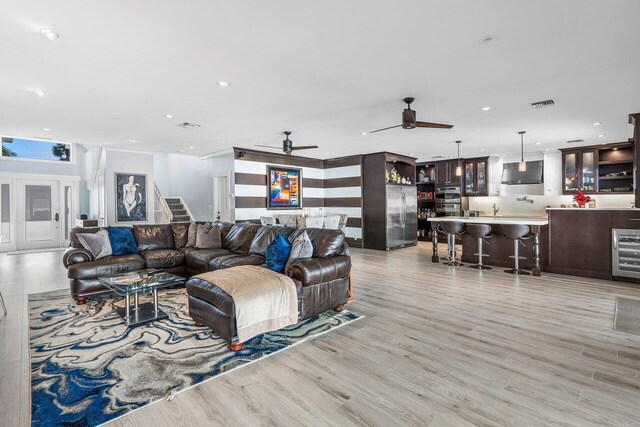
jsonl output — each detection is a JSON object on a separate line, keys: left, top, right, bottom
{"left": 28, "top": 289, "right": 361, "bottom": 427}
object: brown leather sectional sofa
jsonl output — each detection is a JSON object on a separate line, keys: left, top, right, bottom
{"left": 63, "top": 222, "right": 351, "bottom": 320}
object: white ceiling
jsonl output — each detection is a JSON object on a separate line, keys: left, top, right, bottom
{"left": 1, "top": 0, "right": 639, "bottom": 161}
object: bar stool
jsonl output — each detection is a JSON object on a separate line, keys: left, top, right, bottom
{"left": 502, "top": 224, "right": 532, "bottom": 275}
{"left": 439, "top": 221, "right": 465, "bottom": 266}
{"left": 466, "top": 224, "right": 494, "bottom": 270}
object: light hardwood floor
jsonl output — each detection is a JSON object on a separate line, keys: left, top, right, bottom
{"left": 3, "top": 244, "right": 640, "bottom": 426}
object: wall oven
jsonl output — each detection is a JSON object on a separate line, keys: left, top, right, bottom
{"left": 435, "top": 185, "right": 462, "bottom": 216}
{"left": 612, "top": 229, "right": 640, "bottom": 279}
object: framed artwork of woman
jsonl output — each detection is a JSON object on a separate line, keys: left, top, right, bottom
{"left": 115, "top": 173, "right": 147, "bottom": 222}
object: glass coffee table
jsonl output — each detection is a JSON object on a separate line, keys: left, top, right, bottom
{"left": 98, "top": 269, "right": 186, "bottom": 327}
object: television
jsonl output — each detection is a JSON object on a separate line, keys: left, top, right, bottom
{"left": 267, "top": 166, "right": 302, "bottom": 209}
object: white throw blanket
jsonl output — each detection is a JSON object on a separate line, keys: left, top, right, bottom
{"left": 194, "top": 265, "right": 298, "bottom": 343}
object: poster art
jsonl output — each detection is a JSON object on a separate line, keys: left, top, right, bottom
{"left": 267, "top": 166, "right": 302, "bottom": 209}
{"left": 115, "top": 173, "right": 147, "bottom": 222}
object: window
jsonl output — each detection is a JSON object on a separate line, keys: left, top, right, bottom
{"left": 1, "top": 137, "right": 71, "bottom": 162}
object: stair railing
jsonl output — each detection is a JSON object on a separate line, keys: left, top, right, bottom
{"left": 154, "top": 184, "right": 173, "bottom": 224}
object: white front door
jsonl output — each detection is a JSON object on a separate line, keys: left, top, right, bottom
{"left": 16, "top": 180, "right": 61, "bottom": 250}
{"left": 213, "top": 173, "right": 231, "bottom": 222}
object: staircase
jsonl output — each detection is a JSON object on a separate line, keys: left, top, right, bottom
{"left": 165, "top": 198, "right": 192, "bottom": 222}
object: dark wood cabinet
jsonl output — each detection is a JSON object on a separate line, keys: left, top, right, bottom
{"left": 362, "top": 152, "right": 417, "bottom": 250}
{"left": 434, "top": 160, "right": 463, "bottom": 186}
{"left": 463, "top": 157, "right": 489, "bottom": 196}
{"left": 547, "top": 209, "right": 612, "bottom": 279}
{"left": 560, "top": 142, "right": 634, "bottom": 195}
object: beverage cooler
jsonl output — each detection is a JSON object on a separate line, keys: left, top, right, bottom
{"left": 612, "top": 229, "right": 640, "bottom": 279}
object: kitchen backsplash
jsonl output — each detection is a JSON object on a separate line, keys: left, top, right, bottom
{"left": 468, "top": 194, "right": 635, "bottom": 216}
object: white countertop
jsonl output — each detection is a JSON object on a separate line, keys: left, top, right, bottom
{"left": 427, "top": 216, "right": 549, "bottom": 225}
{"left": 546, "top": 208, "right": 638, "bottom": 211}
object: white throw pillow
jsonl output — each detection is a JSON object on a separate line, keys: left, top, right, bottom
{"left": 285, "top": 231, "right": 314, "bottom": 273}
{"left": 77, "top": 229, "right": 113, "bottom": 260}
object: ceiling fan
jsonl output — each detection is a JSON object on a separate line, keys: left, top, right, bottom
{"left": 368, "top": 97, "right": 453, "bottom": 133}
{"left": 256, "top": 131, "right": 318, "bottom": 155}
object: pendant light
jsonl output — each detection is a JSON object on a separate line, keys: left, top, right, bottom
{"left": 518, "top": 131, "right": 527, "bottom": 172}
{"left": 455, "top": 140, "right": 463, "bottom": 176}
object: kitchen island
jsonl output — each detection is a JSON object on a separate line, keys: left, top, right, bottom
{"left": 428, "top": 216, "right": 549, "bottom": 276}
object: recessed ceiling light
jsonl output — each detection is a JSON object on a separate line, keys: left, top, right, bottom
{"left": 481, "top": 106, "right": 491, "bottom": 111}
{"left": 593, "top": 122, "right": 601, "bottom": 126}
{"left": 128, "top": 139, "right": 138, "bottom": 143}
{"left": 32, "top": 89, "right": 48, "bottom": 97}
{"left": 535, "top": 142, "right": 541, "bottom": 145}
{"left": 478, "top": 35, "right": 497, "bottom": 44}
{"left": 479, "top": 149, "right": 485, "bottom": 152}
{"left": 545, "top": 148, "right": 550, "bottom": 152}
{"left": 409, "top": 153, "right": 414, "bottom": 156}
{"left": 189, "top": 146, "right": 194, "bottom": 150}
{"left": 40, "top": 28, "right": 61, "bottom": 40}
{"left": 217, "top": 81, "right": 230, "bottom": 87}
{"left": 613, "top": 147, "right": 618, "bottom": 151}
{"left": 598, "top": 134, "right": 605, "bottom": 138}
{"left": 42, "top": 127, "right": 51, "bottom": 131}
{"left": 177, "top": 149, "right": 185, "bottom": 153}
{"left": 448, "top": 155, "right": 453, "bottom": 158}
{"left": 360, "top": 132, "right": 367, "bottom": 136}
{"left": 327, "top": 151, "right": 335, "bottom": 155}
{"left": 493, "top": 154, "right": 499, "bottom": 156}
{"left": 164, "top": 114, "right": 173, "bottom": 119}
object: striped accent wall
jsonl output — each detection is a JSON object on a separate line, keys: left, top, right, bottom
{"left": 233, "top": 148, "right": 363, "bottom": 246}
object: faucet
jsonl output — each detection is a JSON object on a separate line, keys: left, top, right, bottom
{"left": 492, "top": 203, "right": 500, "bottom": 217}
{"left": 517, "top": 196, "right": 534, "bottom": 204}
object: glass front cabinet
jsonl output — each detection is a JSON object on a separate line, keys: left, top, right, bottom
{"left": 463, "top": 157, "right": 489, "bottom": 196}
{"left": 561, "top": 148, "right": 598, "bottom": 194}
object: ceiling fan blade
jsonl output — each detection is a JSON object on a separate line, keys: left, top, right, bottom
{"left": 368, "top": 124, "right": 402, "bottom": 134}
{"left": 255, "top": 145, "right": 282, "bottom": 149}
{"left": 291, "top": 145, "right": 319, "bottom": 150}
{"left": 415, "top": 121, "right": 454, "bottom": 129}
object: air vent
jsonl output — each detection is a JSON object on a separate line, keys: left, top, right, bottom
{"left": 33, "top": 136, "right": 53, "bottom": 140}
{"left": 566, "top": 139, "right": 584, "bottom": 144}
{"left": 530, "top": 99, "right": 556, "bottom": 109}
{"left": 431, "top": 155, "right": 446, "bottom": 159}
{"left": 179, "top": 122, "right": 201, "bottom": 129}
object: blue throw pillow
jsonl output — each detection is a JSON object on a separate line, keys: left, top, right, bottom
{"left": 108, "top": 227, "right": 138, "bottom": 256}
{"left": 265, "top": 233, "right": 292, "bottom": 273}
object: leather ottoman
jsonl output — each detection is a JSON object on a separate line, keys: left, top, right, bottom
{"left": 186, "top": 272, "right": 304, "bottom": 352}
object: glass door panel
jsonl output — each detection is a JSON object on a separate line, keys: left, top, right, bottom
{"left": 1, "top": 183, "right": 11, "bottom": 244}
{"left": 465, "top": 163, "right": 475, "bottom": 194}
{"left": 581, "top": 151, "right": 595, "bottom": 192}
{"left": 25, "top": 185, "right": 53, "bottom": 241}
{"left": 476, "top": 161, "right": 487, "bottom": 194}
{"left": 563, "top": 152, "right": 578, "bottom": 192}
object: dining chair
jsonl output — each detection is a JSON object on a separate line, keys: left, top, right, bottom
{"left": 323, "top": 215, "right": 341, "bottom": 230}
{"left": 338, "top": 214, "right": 349, "bottom": 231}
{"left": 260, "top": 216, "right": 276, "bottom": 226}
{"left": 277, "top": 215, "right": 297, "bottom": 228}
{"left": 305, "top": 216, "right": 324, "bottom": 228}
{"left": 0, "top": 291, "right": 6, "bottom": 317}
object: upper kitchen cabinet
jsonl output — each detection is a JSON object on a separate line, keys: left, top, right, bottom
{"left": 435, "top": 160, "right": 464, "bottom": 186}
{"left": 561, "top": 148, "right": 597, "bottom": 194}
{"left": 560, "top": 141, "right": 634, "bottom": 195}
{"left": 463, "top": 157, "right": 489, "bottom": 196}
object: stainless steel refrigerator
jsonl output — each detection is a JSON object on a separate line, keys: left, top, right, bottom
{"left": 385, "top": 185, "right": 418, "bottom": 250}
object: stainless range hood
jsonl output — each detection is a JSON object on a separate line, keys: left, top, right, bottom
{"left": 501, "top": 160, "right": 544, "bottom": 185}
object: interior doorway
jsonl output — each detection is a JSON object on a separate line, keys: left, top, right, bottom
{"left": 213, "top": 172, "right": 231, "bottom": 222}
